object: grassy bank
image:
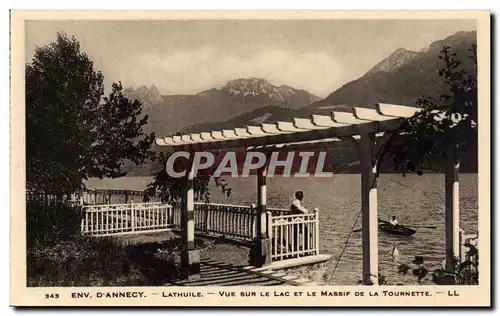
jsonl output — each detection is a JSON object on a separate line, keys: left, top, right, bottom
{"left": 27, "top": 231, "right": 226, "bottom": 287}
{"left": 27, "top": 201, "right": 203, "bottom": 287}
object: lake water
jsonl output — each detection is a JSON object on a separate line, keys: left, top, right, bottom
{"left": 85, "top": 174, "right": 478, "bottom": 285}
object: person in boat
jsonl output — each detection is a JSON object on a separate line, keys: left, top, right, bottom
{"left": 290, "top": 190, "right": 310, "bottom": 254}
{"left": 389, "top": 216, "right": 399, "bottom": 227}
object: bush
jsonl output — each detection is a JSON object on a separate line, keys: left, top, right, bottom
{"left": 26, "top": 200, "right": 82, "bottom": 247}
{"left": 398, "top": 253, "right": 478, "bottom": 285}
{"left": 27, "top": 236, "right": 181, "bottom": 287}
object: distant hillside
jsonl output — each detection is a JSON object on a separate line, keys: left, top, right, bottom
{"left": 183, "top": 105, "right": 296, "bottom": 133}
{"left": 299, "top": 31, "right": 477, "bottom": 115}
{"left": 124, "top": 78, "right": 321, "bottom": 137}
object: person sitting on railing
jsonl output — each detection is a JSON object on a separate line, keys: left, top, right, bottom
{"left": 290, "top": 190, "right": 308, "bottom": 215}
{"left": 290, "top": 190, "right": 311, "bottom": 255}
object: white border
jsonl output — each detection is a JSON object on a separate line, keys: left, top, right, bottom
{"left": 3, "top": 1, "right": 498, "bottom": 315}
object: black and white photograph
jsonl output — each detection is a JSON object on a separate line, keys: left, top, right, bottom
{"left": 9, "top": 10, "right": 491, "bottom": 307}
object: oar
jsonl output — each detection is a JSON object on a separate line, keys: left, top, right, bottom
{"left": 378, "top": 218, "right": 390, "bottom": 224}
{"left": 403, "top": 225, "right": 437, "bottom": 229}
{"left": 352, "top": 225, "right": 437, "bottom": 232}
{"left": 378, "top": 218, "right": 437, "bottom": 229}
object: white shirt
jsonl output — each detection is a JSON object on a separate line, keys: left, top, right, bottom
{"left": 291, "top": 199, "right": 308, "bottom": 214}
{"left": 390, "top": 219, "right": 399, "bottom": 226}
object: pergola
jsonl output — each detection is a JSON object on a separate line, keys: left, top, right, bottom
{"left": 156, "top": 103, "right": 461, "bottom": 284}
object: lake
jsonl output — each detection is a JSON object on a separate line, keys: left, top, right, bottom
{"left": 85, "top": 173, "right": 478, "bottom": 285}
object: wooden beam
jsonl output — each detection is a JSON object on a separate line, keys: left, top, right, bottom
{"left": 445, "top": 151, "right": 460, "bottom": 274}
{"left": 360, "top": 133, "right": 378, "bottom": 285}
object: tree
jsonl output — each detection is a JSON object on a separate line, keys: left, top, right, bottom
{"left": 382, "top": 44, "right": 477, "bottom": 175}
{"left": 145, "top": 151, "right": 231, "bottom": 204}
{"left": 26, "top": 33, "right": 155, "bottom": 196}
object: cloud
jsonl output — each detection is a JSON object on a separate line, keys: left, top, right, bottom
{"left": 114, "top": 47, "right": 342, "bottom": 97}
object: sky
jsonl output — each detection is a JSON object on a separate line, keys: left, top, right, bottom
{"left": 25, "top": 19, "right": 476, "bottom": 98}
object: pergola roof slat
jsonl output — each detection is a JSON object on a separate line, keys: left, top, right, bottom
{"left": 376, "top": 103, "right": 421, "bottom": 117}
{"left": 294, "top": 117, "right": 329, "bottom": 130}
{"left": 311, "top": 114, "right": 347, "bottom": 127}
{"left": 211, "top": 131, "right": 225, "bottom": 140}
{"left": 222, "top": 130, "right": 238, "bottom": 138}
{"left": 155, "top": 138, "right": 166, "bottom": 146}
{"left": 353, "top": 107, "right": 394, "bottom": 121}
{"left": 190, "top": 134, "right": 203, "bottom": 142}
{"left": 261, "top": 123, "right": 286, "bottom": 134}
{"left": 247, "top": 125, "right": 269, "bottom": 136}
{"left": 276, "top": 121, "right": 308, "bottom": 132}
{"left": 200, "top": 132, "right": 215, "bottom": 141}
{"left": 332, "top": 111, "right": 367, "bottom": 124}
{"left": 155, "top": 103, "right": 420, "bottom": 151}
{"left": 172, "top": 135, "right": 182, "bottom": 143}
{"left": 234, "top": 127, "right": 252, "bottom": 138}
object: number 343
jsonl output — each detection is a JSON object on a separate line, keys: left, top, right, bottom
{"left": 45, "top": 294, "right": 59, "bottom": 299}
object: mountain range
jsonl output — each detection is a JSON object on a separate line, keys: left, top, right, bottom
{"left": 124, "top": 78, "right": 321, "bottom": 136}
{"left": 123, "top": 30, "right": 477, "bottom": 175}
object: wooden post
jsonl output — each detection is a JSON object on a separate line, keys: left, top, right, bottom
{"left": 315, "top": 209, "right": 320, "bottom": 255}
{"left": 459, "top": 229, "right": 465, "bottom": 264}
{"left": 180, "top": 161, "right": 200, "bottom": 280}
{"left": 445, "top": 151, "right": 460, "bottom": 274}
{"left": 252, "top": 168, "right": 272, "bottom": 267}
{"left": 360, "top": 133, "right": 378, "bottom": 285}
{"left": 130, "top": 200, "right": 135, "bottom": 232}
{"left": 258, "top": 168, "right": 268, "bottom": 239}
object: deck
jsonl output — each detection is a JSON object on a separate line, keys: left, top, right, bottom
{"left": 80, "top": 201, "right": 333, "bottom": 284}
{"left": 168, "top": 257, "right": 327, "bottom": 286}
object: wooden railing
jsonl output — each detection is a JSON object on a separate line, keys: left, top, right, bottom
{"left": 80, "top": 201, "right": 321, "bottom": 263}
{"left": 268, "top": 210, "right": 319, "bottom": 261}
{"left": 191, "top": 203, "right": 258, "bottom": 240}
{"left": 81, "top": 202, "right": 173, "bottom": 236}
{"left": 459, "top": 230, "right": 479, "bottom": 270}
{"left": 27, "top": 188, "right": 162, "bottom": 206}
{"left": 78, "top": 189, "right": 162, "bottom": 205}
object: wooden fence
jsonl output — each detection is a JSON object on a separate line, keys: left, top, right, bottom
{"left": 81, "top": 202, "right": 173, "bottom": 236}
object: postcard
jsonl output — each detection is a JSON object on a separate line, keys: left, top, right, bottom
{"left": 10, "top": 10, "right": 491, "bottom": 307}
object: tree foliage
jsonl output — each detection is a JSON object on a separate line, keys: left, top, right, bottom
{"left": 145, "top": 151, "right": 232, "bottom": 204}
{"left": 26, "top": 33, "right": 155, "bottom": 196}
{"left": 383, "top": 44, "right": 478, "bottom": 175}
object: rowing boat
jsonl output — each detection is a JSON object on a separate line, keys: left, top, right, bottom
{"left": 378, "top": 222, "right": 416, "bottom": 236}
